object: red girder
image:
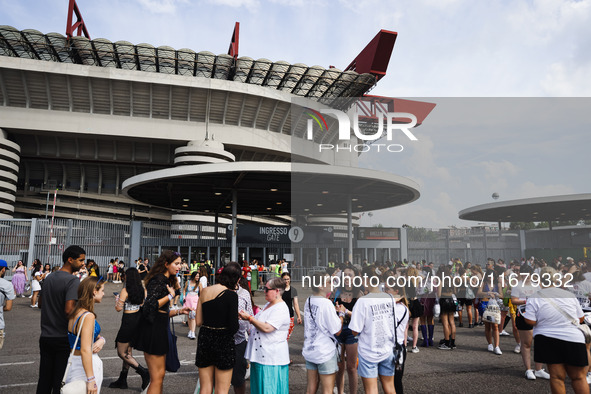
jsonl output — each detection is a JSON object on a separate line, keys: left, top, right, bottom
{"left": 228, "top": 22, "right": 240, "bottom": 59}
{"left": 345, "top": 30, "right": 397, "bottom": 82}
{"left": 357, "top": 96, "right": 436, "bottom": 126}
{"left": 66, "top": 0, "right": 90, "bottom": 39}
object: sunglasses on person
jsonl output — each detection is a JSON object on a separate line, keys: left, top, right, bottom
{"left": 264, "top": 286, "right": 277, "bottom": 293}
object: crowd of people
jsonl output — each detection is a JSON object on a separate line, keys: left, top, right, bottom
{"left": 2, "top": 249, "right": 591, "bottom": 393}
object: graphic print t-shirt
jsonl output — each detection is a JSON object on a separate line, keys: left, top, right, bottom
{"left": 302, "top": 296, "right": 342, "bottom": 364}
{"left": 348, "top": 292, "right": 395, "bottom": 363}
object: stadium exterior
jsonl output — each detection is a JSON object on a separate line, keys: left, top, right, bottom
{"left": 0, "top": 24, "right": 428, "bottom": 267}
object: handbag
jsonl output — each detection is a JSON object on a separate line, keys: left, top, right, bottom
{"left": 482, "top": 298, "right": 501, "bottom": 324}
{"left": 166, "top": 317, "right": 181, "bottom": 372}
{"left": 542, "top": 292, "right": 591, "bottom": 344}
{"left": 389, "top": 294, "right": 406, "bottom": 370}
{"left": 433, "top": 301, "right": 441, "bottom": 318}
{"left": 61, "top": 313, "right": 89, "bottom": 394}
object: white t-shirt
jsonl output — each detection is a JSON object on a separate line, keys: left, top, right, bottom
{"left": 281, "top": 262, "right": 288, "bottom": 273}
{"left": 568, "top": 280, "right": 591, "bottom": 309}
{"left": 511, "top": 282, "right": 538, "bottom": 302}
{"left": 394, "top": 303, "right": 409, "bottom": 345}
{"left": 302, "top": 296, "right": 342, "bottom": 364}
{"left": 245, "top": 301, "right": 291, "bottom": 365}
{"left": 523, "top": 287, "right": 585, "bottom": 344}
{"left": 349, "top": 292, "right": 397, "bottom": 363}
{"left": 199, "top": 276, "right": 208, "bottom": 289}
{"left": 583, "top": 272, "right": 591, "bottom": 282}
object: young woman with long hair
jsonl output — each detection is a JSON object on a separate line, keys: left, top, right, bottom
{"left": 470, "top": 265, "right": 484, "bottom": 325}
{"left": 476, "top": 260, "right": 502, "bottom": 355}
{"left": 334, "top": 266, "right": 363, "bottom": 394}
{"left": 281, "top": 272, "right": 302, "bottom": 341}
{"left": 198, "top": 265, "right": 209, "bottom": 293}
{"left": 195, "top": 262, "right": 241, "bottom": 394}
{"left": 303, "top": 272, "right": 344, "bottom": 394}
{"left": 65, "top": 276, "right": 106, "bottom": 393}
{"left": 11, "top": 260, "right": 27, "bottom": 297}
{"left": 349, "top": 265, "right": 397, "bottom": 394}
{"left": 109, "top": 268, "right": 150, "bottom": 390}
{"left": 183, "top": 271, "right": 200, "bottom": 340}
{"left": 385, "top": 277, "right": 410, "bottom": 394}
{"left": 418, "top": 265, "right": 436, "bottom": 347}
{"left": 135, "top": 250, "right": 189, "bottom": 394}
{"left": 30, "top": 260, "right": 44, "bottom": 308}
{"left": 437, "top": 265, "right": 457, "bottom": 350}
{"left": 405, "top": 266, "right": 424, "bottom": 353}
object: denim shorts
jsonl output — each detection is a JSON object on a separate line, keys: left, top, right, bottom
{"left": 305, "top": 352, "right": 338, "bottom": 375}
{"left": 357, "top": 352, "right": 395, "bottom": 378}
{"left": 335, "top": 325, "right": 358, "bottom": 345}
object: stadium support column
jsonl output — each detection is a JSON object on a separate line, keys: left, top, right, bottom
{"left": 400, "top": 226, "right": 408, "bottom": 261}
{"left": 231, "top": 189, "right": 237, "bottom": 262}
{"left": 129, "top": 221, "right": 142, "bottom": 264}
{"left": 519, "top": 230, "right": 526, "bottom": 260}
{"left": 0, "top": 129, "right": 21, "bottom": 218}
{"left": 347, "top": 197, "right": 353, "bottom": 264}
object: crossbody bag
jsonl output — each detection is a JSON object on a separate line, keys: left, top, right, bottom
{"left": 61, "top": 312, "right": 90, "bottom": 394}
{"left": 541, "top": 292, "right": 591, "bottom": 344}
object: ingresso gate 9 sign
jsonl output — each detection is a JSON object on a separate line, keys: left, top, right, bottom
{"left": 226, "top": 224, "right": 334, "bottom": 244}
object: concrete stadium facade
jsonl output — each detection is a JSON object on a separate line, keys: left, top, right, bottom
{"left": 0, "top": 26, "right": 422, "bottom": 262}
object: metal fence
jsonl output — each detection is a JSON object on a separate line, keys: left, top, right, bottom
{"left": 407, "top": 227, "right": 522, "bottom": 265}
{"left": 2, "top": 218, "right": 589, "bottom": 280}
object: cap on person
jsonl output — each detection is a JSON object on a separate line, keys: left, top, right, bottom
{"left": 0, "top": 259, "right": 8, "bottom": 268}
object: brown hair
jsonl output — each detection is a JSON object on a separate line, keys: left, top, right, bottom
{"left": 199, "top": 265, "right": 208, "bottom": 278}
{"left": 69, "top": 276, "right": 104, "bottom": 318}
{"left": 144, "top": 250, "right": 179, "bottom": 287}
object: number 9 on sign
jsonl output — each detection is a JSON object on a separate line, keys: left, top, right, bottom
{"left": 289, "top": 226, "right": 304, "bottom": 243}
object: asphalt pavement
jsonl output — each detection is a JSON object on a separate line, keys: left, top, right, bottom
{"left": 0, "top": 281, "right": 577, "bottom": 393}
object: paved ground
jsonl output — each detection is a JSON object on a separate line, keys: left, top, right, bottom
{"left": 0, "top": 281, "right": 581, "bottom": 393}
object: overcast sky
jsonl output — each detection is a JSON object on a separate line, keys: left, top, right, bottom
{"left": 2, "top": 0, "right": 589, "bottom": 228}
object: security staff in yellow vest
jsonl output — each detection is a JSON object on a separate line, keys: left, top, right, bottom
{"left": 189, "top": 260, "right": 199, "bottom": 274}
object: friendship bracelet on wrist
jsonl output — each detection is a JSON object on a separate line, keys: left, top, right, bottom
{"left": 167, "top": 294, "right": 173, "bottom": 301}
{"left": 86, "top": 376, "right": 95, "bottom": 382}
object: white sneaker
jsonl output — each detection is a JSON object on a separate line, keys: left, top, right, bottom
{"left": 487, "top": 344, "right": 494, "bottom": 352}
{"left": 407, "top": 336, "right": 413, "bottom": 342}
{"left": 410, "top": 346, "right": 419, "bottom": 353}
{"left": 494, "top": 346, "right": 502, "bottom": 355}
{"left": 500, "top": 330, "right": 510, "bottom": 336}
{"left": 525, "top": 369, "right": 536, "bottom": 380}
{"left": 514, "top": 344, "right": 521, "bottom": 354}
{"left": 535, "top": 369, "right": 550, "bottom": 380}
{"left": 28, "top": 295, "right": 32, "bottom": 298}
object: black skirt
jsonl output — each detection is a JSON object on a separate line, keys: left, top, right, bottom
{"left": 135, "top": 312, "right": 169, "bottom": 355}
{"left": 409, "top": 299, "right": 425, "bottom": 318}
{"left": 195, "top": 326, "right": 235, "bottom": 370}
{"left": 115, "top": 312, "right": 142, "bottom": 345}
{"left": 440, "top": 297, "right": 457, "bottom": 314}
{"left": 534, "top": 335, "right": 588, "bottom": 367}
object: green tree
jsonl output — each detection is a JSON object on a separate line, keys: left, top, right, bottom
{"left": 509, "top": 222, "right": 535, "bottom": 230}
